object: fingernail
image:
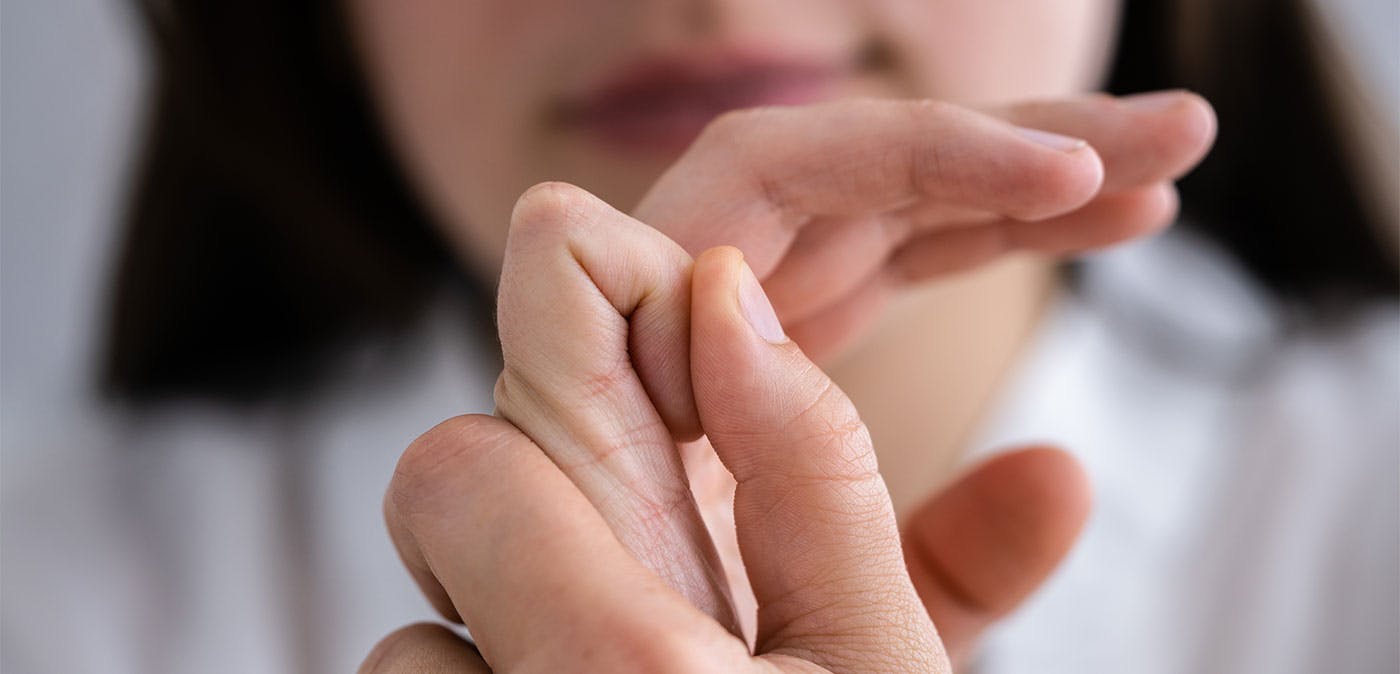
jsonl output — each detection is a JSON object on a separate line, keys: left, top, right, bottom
{"left": 737, "top": 261, "right": 787, "bottom": 344}
{"left": 1123, "top": 90, "right": 1187, "bottom": 112}
{"left": 1016, "top": 126, "right": 1088, "bottom": 153}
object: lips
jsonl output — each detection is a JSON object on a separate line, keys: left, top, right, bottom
{"left": 555, "top": 51, "right": 846, "bottom": 153}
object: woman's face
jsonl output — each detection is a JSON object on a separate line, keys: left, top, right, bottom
{"left": 347, "top": 1, "right": 1121, "bottom": 276}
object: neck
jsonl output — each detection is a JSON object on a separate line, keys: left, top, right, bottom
{"left": 828, "top": 254, "right": 1058, "bottom": 518}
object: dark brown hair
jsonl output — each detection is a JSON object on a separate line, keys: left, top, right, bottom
{"left": 1108, "top": 0, "right": 1397, "bottom": 312}
{"left": 103, "top": 0, "right": 1397, "bottom": 402}
{"left": 103, "top": 1, "right": 452, "bottom": 402}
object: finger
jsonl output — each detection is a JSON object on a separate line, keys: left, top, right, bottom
{"left": 771, "top": 183, "right": 1175, "bottom": 337}
{"left": 987, "top": 90, "right": 1217, "bottom": 192}
{"left": 689, "top": 247, "right": 947, "bottom": 672}
{"left": 1001, "top": 182, "right": 1178, "bottom": 255}
{"left": 760, "top": 214, "right": 896, "bottom": 325}
{"left": 637, "top": 98, "right": 1105, "bottom": 276}
{"left": 783, "top": 269, "right": 894, "bottom": 360}
{"left": 385, "top": 415, "right": 746, "bottom": 671}
{"left": 902, "top": 447, "right": 1092, "bottom": 666}
{"left": 887, "top": 183, "right": 1180, "bottom": 283}
{"left": 500, "top": 181, "right": 697, "bottom": 438}
{"left": 494, "top": 182, "right": 736, "bottom": 628}
{"left": 359, "top": 623, "right": 490, "bottom": 674}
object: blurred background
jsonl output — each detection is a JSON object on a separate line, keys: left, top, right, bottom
{"left": 1, "top": 2, "right": 1396, "bottom": 442}
{"left": 3, "top": 0, "right": 141, "bottom": 445}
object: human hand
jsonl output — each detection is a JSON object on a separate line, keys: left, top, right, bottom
{"left": 635, "top": 91, "right": 1216, "bottom": 359}
{"left": 366, "top": 240, "right": 949, "bottom": 672}
{"left": 363, "top": 185, "right": 1091, "bottom": 671}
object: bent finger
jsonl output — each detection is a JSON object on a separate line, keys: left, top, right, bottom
{"left": 986, "top": 90, "right": 1217, "bottom": 192}
{"left": 888, "top": 183, "right": 1180, "bottom": 282}
{"left": 495, "top": 182, "right": 736, "bottom": 628}
{"left": 359, "top": 623, "right": 490, "bottom": 674}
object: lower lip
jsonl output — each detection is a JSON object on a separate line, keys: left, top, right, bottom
{"left": 561, "top": 73, "right": 839, "bottom": 154}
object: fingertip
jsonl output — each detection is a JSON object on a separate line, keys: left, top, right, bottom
{"left": 975, "top": 445, "right": 1094, "bottom": 525}
{"left": 692, "top": 245, "right": 787, "bottom": 346}
{"left": 1144, "top": 182, "right": 1182, "bottom": 235}
{"left": 900, "top": 447, "right": 1092, "bottom": 664}
{"left": 973, "top": 444, "right": 1093, "bottom": 565}
{"left": 903, "top": 444, "right": 1093, "bottom": 613}
{"left": 1108, "top": 182, "right": 1181, "bottom": 243}
{"left": 1174, "top": 91, "right": 1219, "bottom": 168}
{"left": 690, "top": 246, "right": 754, "bottom": 400}
{"left": 691, "top": 246, "right": 746, "bottom": 295}
{"left": 1132, "top": 91, "right": 1218, "bottom": 179}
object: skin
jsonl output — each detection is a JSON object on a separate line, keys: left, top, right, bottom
{"left": 346, "top": 1, "right": 1218, "bottom": 669}
{"left": 348, "top": 0, "right": 1123, "bottom": 275}
{"left": 366, "top": 191, "right": 1083, "bottom": 672}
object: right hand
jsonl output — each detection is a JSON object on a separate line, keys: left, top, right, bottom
{"left": 636, "top": 91, "right": 1215, "bottom": 358}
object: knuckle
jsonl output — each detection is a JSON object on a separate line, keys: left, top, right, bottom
{"left": 791, "top": 381, "right": 879, "bottom": 480}
{"left": 509, "top": 181, "right": 602, "bottom": 236}
{"left": 902, "top": 99, "right": 965, "bottom": 145}
{"left": 625, "top": 488, "right": 693, "bottom": 551}
{"left": 359, "top": 623, "right": 461, "bottom": 674}
{"left": 1083, "top": 91, "right": 1119, "bottom": 116}
{"left": 491, "top": 366, "right": 530, "bottom": 420}
{"left": 389, "top": 415, "right": 512, "bottom": 517}
{"left": 906, "top": 97, "right": 958, "bottom": 122}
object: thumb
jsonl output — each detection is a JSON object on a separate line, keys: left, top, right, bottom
{"left": 690, "top": 246, "right": 947, "bottom": 672}
{"left": 902, "top": 446, "right": 1092, "bottom": 665}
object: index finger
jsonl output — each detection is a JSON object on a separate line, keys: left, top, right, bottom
{"left": 986, "top": 91, "right": 1217, "bottom": 191}
{"left": 635, "top": 97, "right": 1105, "bottom": 274}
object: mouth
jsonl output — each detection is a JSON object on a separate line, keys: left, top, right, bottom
{"left": 553, "top": 48, "right": 849, "bottom": 154}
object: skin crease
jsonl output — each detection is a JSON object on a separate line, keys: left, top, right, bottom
{"left": 347, "top": 0, "right": 1122, "bottom": 517}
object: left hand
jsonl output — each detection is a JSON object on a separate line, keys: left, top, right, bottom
{"left": 364, "top": 246, "right": 955, "bottom": 672}
{"left": 359, "top": 185, "right": 1091, "bottom": 670}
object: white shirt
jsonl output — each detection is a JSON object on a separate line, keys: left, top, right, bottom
{"left": 2, "top": 295, "right": 498, "bottom": 674}
{"left": 2, "top": 231, "right": 1396, "bottom": 673}
{"left": 975, "top": 232, "right": 1399, "bottom": 673}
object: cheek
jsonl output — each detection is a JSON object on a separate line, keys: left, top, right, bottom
{"left": 877, "top": 0, "right": 1121, "bottom": 103}
{"left": 347, "top": 0, "right": 586, "bottom": 274}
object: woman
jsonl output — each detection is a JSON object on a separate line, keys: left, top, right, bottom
{"left": 6, "top": 0, "right": 1392, "bottom": 672}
